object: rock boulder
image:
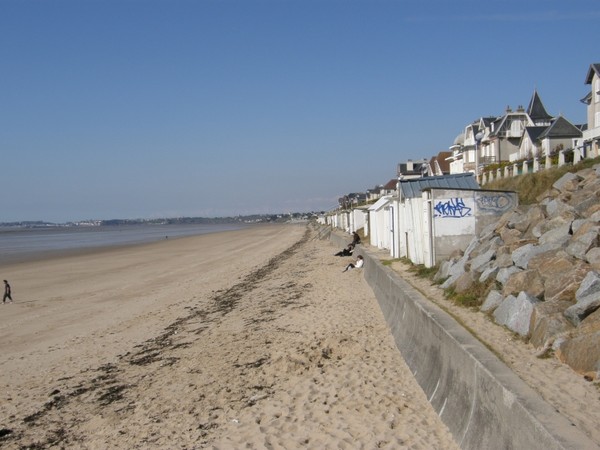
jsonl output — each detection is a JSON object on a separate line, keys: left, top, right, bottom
{"left": 493, "top": 292, "right": 540, "bottom": 337}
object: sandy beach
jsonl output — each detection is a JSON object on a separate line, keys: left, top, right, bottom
{"left": 0, "top": 224, "right": 459, "bottom": 449}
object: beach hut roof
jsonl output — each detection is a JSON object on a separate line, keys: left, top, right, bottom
{"left": 368, "top": 196, "right": 393, "bottom": 211}
{"left": 398, "top": 173, "right": 479, "bottom": 199}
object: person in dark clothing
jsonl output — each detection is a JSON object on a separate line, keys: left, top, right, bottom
{"left": 3, "top": 280, "right": 12, "bottom": 303}
{"left": 334, "top": 244, "right": 354, "bottom": 257}
{"left": 351, "top": 232, "right": 361, "bottom": 246}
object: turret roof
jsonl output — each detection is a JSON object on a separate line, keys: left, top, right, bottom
{"left": 526, "top": 90, "right": 553, "bottom": 122}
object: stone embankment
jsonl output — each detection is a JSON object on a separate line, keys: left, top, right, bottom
{"left": 437, "top": 165, "right": 600, "bottom": 378}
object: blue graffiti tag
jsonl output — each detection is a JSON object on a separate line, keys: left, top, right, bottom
{"left": 434, "top": 198, "right": 472, "bottom": 218}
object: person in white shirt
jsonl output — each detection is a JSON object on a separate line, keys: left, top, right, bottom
{"left": 342, "top": 255, "right": 364, "bottom": 272}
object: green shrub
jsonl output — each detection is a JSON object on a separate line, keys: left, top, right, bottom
{"left": 410, "top": 264, "right": 438, "bottom": 280}
{"left": 444, "top": 279, "right": 494, "bottom": 309}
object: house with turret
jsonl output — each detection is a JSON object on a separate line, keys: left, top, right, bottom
{"left": 484, "top": 90, "right": 554, "bottom": 164}
{"left": 447, "top": 90, "right": 581, "bottom": 180}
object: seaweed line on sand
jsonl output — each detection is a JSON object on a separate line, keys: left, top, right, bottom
{"left": 1, "top": 228, "right": 311, "bottom": 449}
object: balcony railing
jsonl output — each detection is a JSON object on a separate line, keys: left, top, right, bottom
{"left": 479, "top": 156, "right": 497, "bottom": 165}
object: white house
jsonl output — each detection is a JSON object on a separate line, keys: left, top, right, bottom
{"left": 538, "top": 116, "right": 583, "bottom": 159}
{"left": 450, "top": 90, "right": 556, "bottom": 178}
{"left": 397, "top": 159, "right": 429, "bottom": 179}
{"left": 581, "top": 63, "right": 600, "bottom": 158}
{"left": 517, "top": 126, "right": 546, "bottom": 161}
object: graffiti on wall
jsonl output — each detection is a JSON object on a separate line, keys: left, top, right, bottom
{"left": 433, "top": 197, "right": 473, "bottom": 218}
{"left": 476, "top": 192, "right": 515, "bottom": 213}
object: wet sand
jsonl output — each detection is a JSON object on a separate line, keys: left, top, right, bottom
{"left": 0, "top": 224, "right": 458, "bottom": 449}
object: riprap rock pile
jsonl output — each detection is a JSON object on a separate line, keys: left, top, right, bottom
{"left": 435, "top": 165, "right": 600, "bottom": 378}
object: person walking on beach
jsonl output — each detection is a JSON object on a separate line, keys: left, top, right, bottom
{"left": 3, "top": 280, "right": 13, "bottom": 303}
{"left": 343, "top": 255, "right": 364, "bottom": 272}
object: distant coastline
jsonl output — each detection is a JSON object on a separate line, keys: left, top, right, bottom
{"left": 0, "top": 222, "right": 250, "bottom": 266}
{"left": 0, "top": 212, "right": 319, "bottom": 229}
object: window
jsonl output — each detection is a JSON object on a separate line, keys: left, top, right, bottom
{"left": 596, "top": 78, "right": 600, "bottom": 103}
{"left": 510, "top": 119, "right": 523, "bottom": 137}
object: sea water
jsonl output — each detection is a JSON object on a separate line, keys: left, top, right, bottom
{"left": 0, "top": 223, "right": 248, "bottom": 265}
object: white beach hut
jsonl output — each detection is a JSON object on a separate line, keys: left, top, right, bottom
{"left": 349, "top": 206, "right": 368, "bottom": 234}
{"left": 391, "top": 174, "right": 517, "bottom": 267}
{"left": 368, "top": 196, "right": 393, "bottom": 251}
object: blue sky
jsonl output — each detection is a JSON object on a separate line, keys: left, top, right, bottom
{"left": 1, "top": 0, "right": 598, "bottom": 222}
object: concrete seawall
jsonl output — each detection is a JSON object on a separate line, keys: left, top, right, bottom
{"left": 329, "top": 231, "right": 597, "bottom": 449}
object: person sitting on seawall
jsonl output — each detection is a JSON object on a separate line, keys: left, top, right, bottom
{"left": 351, "top": 232, "right": 361, "bottom": 246}
{"left": 334, "top": 244, "right": 354, "bottom": 257}
{"left": 342, "top": 255, "right": 364, "bottom": 272}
